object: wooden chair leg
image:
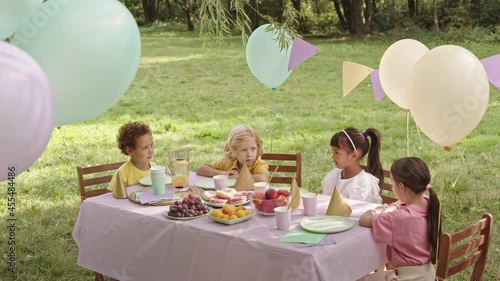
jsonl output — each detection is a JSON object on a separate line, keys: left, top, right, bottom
{"left": 95, "top": 272, "right": 105, "bottom": 281}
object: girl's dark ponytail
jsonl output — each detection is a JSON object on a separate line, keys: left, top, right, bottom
{"left": 428, "top": 187, "right": 441, "bottom": 264}
{"left": 365, "top": 128, "right": 384, "bottom": 191}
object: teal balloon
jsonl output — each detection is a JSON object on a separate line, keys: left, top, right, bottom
{"left": 0, "top": 0, "right": 43, "bottom": 40}
{"left": 12, "top": 0, "right": 141, "bottom": 126}
{"left": 246, "top": 24, "right": 293, "bottom": 88}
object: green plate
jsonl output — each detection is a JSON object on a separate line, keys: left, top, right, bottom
{"left": 300, "top": 216, "right": 354, "bottom": 234}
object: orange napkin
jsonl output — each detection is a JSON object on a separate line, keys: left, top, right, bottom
{"left": 234, "top": 164, "right": 255, "bottom": 191}
{"left": 112, "top": 174, "right": 128, "bottom": 199}
{"left": 326, "top": 187, "right": 351, "bottom": 217}
{"left": 289, "top": 177, "right": 300, "bottom": 209}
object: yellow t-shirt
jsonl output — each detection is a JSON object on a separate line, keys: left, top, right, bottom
{"left": 107, "top": 160, "right": 157, "bottom": 191}
{"left": 209, "top": 157, "right": 269, "bottom": 175}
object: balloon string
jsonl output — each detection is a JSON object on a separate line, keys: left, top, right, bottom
{"left": 57, "top": 126, "right": 67, "bottom": 147}
{"left": 410, "top": 110, "right": 424, "bottom": 150}
{"left": 406, "top": 110, "right": 410, "bottom": 157}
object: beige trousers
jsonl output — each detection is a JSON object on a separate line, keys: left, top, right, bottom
{"left": 357, "top": 263, "right": 435, "bottom": 281}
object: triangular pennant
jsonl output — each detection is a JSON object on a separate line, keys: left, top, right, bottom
{"left": 234, "top": 164, "right": 255, "bottom": 191}
{"left": 342, "top": 61, "right": 374, "bottom": 97}
{"left": 326, "top": 187, "right": 352, "bottom": 217}
{"left": 288, "top": 38, "right": 321, "bottom": 71}
{"left": 289, "top": 178, "right": 300, "bottom": 209}
{"left": 112, "top": 174, "right": 128, "bottom": 199}
{"left": 481, "top": 54, "right": 500, "bottom": 89}
{"left": 370, "top": 70, "right": 386, "bottom": 102}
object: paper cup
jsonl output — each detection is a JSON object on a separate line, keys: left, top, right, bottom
{"left": 213, "top": 175, "right": 227, "bottom": 191}
{"left": 274, "top": 206, "right": 291, "bottom": 231}
{"left": 253, "top": 181, "right": 268, "bottom": 192}
{"left": 150, "top": 166, "right": 166, "bottom": 195}
{"left": 302, "top": 193, "right": 318, "bottom": 216}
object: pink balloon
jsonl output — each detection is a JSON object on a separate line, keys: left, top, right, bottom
{"left": 0, "top": 41, "right": 54, "bottom": 182}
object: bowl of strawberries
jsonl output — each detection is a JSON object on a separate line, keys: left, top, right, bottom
{"left": 250, "top": 188, "right": 290, "bottom": 215}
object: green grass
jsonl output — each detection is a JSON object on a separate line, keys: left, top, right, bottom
{"left": 1, "top": 27, "right": 499, "bottom": 280}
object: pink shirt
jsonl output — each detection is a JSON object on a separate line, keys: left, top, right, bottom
{"left": 372, "top": 202, "right": 432, "bottom": 267}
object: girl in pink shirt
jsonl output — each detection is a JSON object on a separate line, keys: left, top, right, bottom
{"left": 358, "top": 157, "right": 441, "bottom": 281}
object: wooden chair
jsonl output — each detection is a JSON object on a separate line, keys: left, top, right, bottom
{"left": 77, "top": 162, "right": 125, "bottom": 281}
{"left": 261, "top": 152, "right": 302, "bottom": 187}
{"left": 77, "top": 161, "right": 126, "bottom": 201}
{"left": 436, "top": 213, "right": 493, "bottom": 281}
{"left": 361, "top": 165, "right": 397, "bottom": 204}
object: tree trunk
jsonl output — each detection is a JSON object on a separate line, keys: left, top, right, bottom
{"left": 331, "top": 0, "right": 348, "bottom": 30}
{"left": 408, "top": 0, "right": 416, "bottom": 17}
{"left": 173, "top": 0, "right": 195, "bottom": 31}
{"left": 342, "top": 0, "right": 352, "bottom": 32}
{"left": 249, "top": 0, "right": 260, "bottom": 30}
{"left": 276, "top": 0, "right": 283, "bottom": 22}
{"left": 141, "top": 0, "right": 159, "bottom": 23}
{"left": 364, "top": 0, "right": 372, "bottom": 31}
{"left": 433, "top": 0, "right": 440, "bottom": 33}
{"left": 165, "top": 0, "right": 174, "bottom": 20}
{"left": 351, "top": 0, "right": 365, "bottom": 34}
{"left": 470, "top": 0, "right": 481, "bottom": 23}
{"left": 185, "top": 9, "right": 195, "bottom": 31}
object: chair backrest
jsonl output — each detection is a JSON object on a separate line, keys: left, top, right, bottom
{"left": 436, "top": 213, "right": 493, "bottom": 281}
{"left": 261, "top": 152, "right": 302, "bottom": 187}
{"left": 360, "top": 164, "right": 397, "bottom": 204}
{"left": 77, "top": 161, "right": 126, "bottom": 201}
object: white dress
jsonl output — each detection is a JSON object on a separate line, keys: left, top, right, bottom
{"left": 322, "top": 168, "right": 382, "bottom": 204}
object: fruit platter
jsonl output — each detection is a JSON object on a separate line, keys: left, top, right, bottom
{"left": 164, "top": 194, "right": 212, "bottom": 220}
{"left": 250, "top": 188, "right": 290, "bottom": 215}
{"left": 206, "top": 204, "right": 255, "bottom": 225}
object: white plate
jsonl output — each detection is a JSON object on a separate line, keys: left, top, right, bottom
{"left": 202, "top": 198, "right": 250, "bottom": 208}
{"left": 206, "top": 211, "right": 256, "bottom": 225}
{"left": 195, "top": 178, "right": 236, "bottom": 190}
{"left": 300, "top": 216, "right": 354, "bottom": 234}
{"left": 164, "top": 206, "right": 213, "bottom": 220}
{"left": 139, "top": 175, "right": 172, "bottom": 186}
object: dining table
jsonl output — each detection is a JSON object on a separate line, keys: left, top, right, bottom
{"left": 72, "top": 172, "right": 388, "bottom": 281}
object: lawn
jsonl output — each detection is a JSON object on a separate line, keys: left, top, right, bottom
{"left": 0, "top": 26, "right": 499, "bottom": 280}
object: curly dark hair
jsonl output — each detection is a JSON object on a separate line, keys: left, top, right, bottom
{"left": 116, "top": 122, "right": 152, "bottom": 155}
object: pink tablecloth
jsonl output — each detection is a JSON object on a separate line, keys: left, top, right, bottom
{"left": 72, "top": 173, "right": 387, "bottom": 281}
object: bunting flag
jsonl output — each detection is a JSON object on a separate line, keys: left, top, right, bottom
{"left": 370, "top": 70, "right": 386, "bottom": 102}
{"left": 342, "top": 61, "right": 373, "bottom": 97}
{"left": 480, "top": 54, "right": 500, "bottom": 89}
{"left": 288, "top": 38, "right": 321, "bottom": 71}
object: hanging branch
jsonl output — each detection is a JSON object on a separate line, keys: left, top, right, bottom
{"left": 199, "top": 0, "right": 300, "bottom": 50}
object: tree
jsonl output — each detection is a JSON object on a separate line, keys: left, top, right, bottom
{"left": 331, "top": 0, "right": 373, "bottom": 34}
{"left": 173, "top": 0, "right": 196, "bottom": 31}
{"left": 433, "top": 0, "right": 440, "bottom": 33}
{"left": 141, "top": 0, "right": 160, "bottom": 23}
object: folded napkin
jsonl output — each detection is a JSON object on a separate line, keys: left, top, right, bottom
{"left": 234, "top": 164, "right": 255, "bottom": 191}
{"left": 294, "top": 234, "right": 337, "bottom": 248}
{"left": 137, "top": 189, "right": 177, "bottom": 204}
{"left": 280, "top": 230, "right": 326, "bottom": 244}
{"left": 326, "top": 187, "right": 352, "bottom": 217}
{"left": 112, "top": 174, "right": 128, "bottom": 199}
{"left": 289, "top": 177, "right": 301, "bottom": 209}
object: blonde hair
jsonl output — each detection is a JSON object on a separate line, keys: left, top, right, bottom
{"left": 223, "top": 125, "right": 263, "bottom": 161}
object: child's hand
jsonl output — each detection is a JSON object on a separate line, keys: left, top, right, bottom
{"left": 229, "top": 169, "right": 239, "bottom": 179}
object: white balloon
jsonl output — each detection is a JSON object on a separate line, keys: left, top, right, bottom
{"left": 408, "top": 45, "right": 489, "bottom": 147}
{"left": 379, "top": 39, "right": 429, "bottom": 109}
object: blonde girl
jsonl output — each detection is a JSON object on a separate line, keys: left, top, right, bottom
{"left": 196, "top": 125, "right": 269, "bottom": 182}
